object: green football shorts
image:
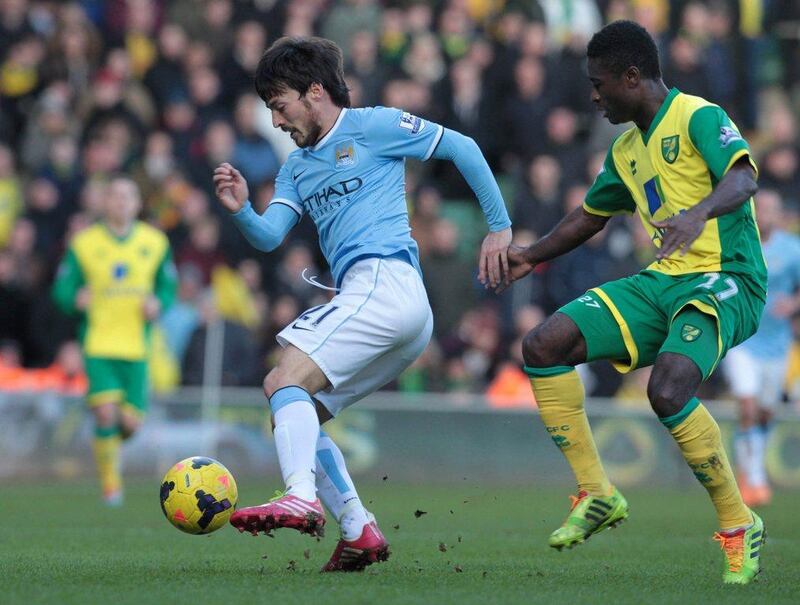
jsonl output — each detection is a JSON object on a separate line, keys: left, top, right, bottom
{"left": 559, "top": 269, "right": 764, "bottom": 379}
{"left": 85, "top": 356, "right": 149, "bottom": 417}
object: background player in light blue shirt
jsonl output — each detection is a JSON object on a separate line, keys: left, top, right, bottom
{"left": 212, "top": 36, "right": 512, "bottom": 572}
{"left": 723, "top": 189, "right": 800, "bottom": 506}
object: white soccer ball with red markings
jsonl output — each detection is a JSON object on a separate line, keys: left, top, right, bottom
{"left": 160, "top": 456, "right": 238, "bottom": 534}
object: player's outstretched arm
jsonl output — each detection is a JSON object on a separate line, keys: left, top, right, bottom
{"left": 214, "top": 162, "right": 299, "bottom": 253}
{"left": 652, "top": 157, "right": 757, "bottom": 259}
{"left": 494, "top": 207, "right": 609, "bottom": 293}
{"left": 429, "top": 128, "right": 512, "bottom": 288}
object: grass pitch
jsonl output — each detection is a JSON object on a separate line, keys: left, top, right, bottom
{"left": 2, "top": 479, "right": 798, "bottom": 604}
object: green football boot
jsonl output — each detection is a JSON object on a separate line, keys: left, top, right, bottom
{"left": 714, "top": 511, "right": 765, "bottom": 585}
{"left": 548, "top": 487, "right": 629, "bottom": 550}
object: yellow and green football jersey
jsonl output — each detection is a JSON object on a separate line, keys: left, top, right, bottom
{"left": 53, "top": 222, "right": 177, "bottom": 360}
{"left": 584, "top": 88, "right": 766, "bottom": 300}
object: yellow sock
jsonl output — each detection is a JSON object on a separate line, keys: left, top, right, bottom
{"left": 663, "top": 398, "right": 752, "bottom": 530}
{"left": 93, "top": 427, "right": 122, "bottom": 496}
{"left": 526, "top": 366, "right": 612, "bottom": 496}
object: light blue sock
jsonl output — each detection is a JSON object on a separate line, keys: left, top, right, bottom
{"left": 316, "top": 430, "right": 368, "bottom": 540}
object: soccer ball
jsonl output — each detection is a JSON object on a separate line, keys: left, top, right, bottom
{"left": 159, "top": 456, "right": 238, "bottom": 534}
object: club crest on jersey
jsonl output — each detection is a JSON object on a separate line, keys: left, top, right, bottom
{"left": 661, "top": 135, "right": 680, "bottom": 164}
{"left": 399, "top": 111, "right": 425, "bottom": 134}
{"left": 334, "top": 139, "right": 356, "bottom": 168}
{"left": 719, "top": 126, "right": 742, "bottom": 148}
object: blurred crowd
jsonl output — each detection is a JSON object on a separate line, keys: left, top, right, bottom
{"left": 2, "top": 0, "right": 800, "bottom": 404}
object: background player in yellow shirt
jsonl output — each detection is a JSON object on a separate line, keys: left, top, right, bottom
{"left": 53, "top": 177, "right": 177, "bottom": 505}
{"left": 500, "top": 21, "right": 766, "bottom": 584}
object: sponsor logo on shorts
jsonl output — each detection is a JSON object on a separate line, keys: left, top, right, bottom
{"left": 681, "top": 324, "right": 702, "bottom": 342}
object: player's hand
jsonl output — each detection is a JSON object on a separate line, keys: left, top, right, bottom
{"left": 494, "top": 245, "right": 536, "bottom": 293}
{"left": 652, "top": 209, "right": 705, "bottom": 259}
{"left": 478, "top": 227, "right": 512, "bottom": 289}
{"left": 75, "top": 288, "right": 91, "bottom": 310}
{"left": 213, "top": 163, "right": 249, "bottom": 213}
{"left": 143, "top": 295, "right": 162, "bottom": 320}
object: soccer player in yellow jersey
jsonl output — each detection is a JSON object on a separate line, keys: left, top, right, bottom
{"left": 500, "top": 21, "right": 767, "bottom": 584}
{"left": 53, "top": 177, "right": 177, "bottom": 505}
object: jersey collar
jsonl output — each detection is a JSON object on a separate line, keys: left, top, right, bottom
{"left": 312, "top": 107, "right": 347, "bottom": 151}
{"left": 640, "top": 87, "right": 680, "bottom": 146}
{"left": 103, "top": 221, "right": 137, "bottom": 242}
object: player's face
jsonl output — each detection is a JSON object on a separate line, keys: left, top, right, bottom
{"left": 106, "top": 179, "right": 141, "bottom": 225}
{"left": 588, "top": 58, "right": 635, "bottom": 125}
{"left": 268, "top": 89, "right": 322, "bottom": 148}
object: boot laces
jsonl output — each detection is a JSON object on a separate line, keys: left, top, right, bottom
{"left": 569, "top": 490, "right": 589, "bottom": 511}
{"left": 714, "top": 531, "right": 745, "bottom": 572}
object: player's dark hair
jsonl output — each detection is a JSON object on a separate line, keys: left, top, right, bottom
{"left": 587, "top": 20, "right": 661, "bottom": 79}
{"left": 255, "top": 37, "right": 351, "bottom": 108}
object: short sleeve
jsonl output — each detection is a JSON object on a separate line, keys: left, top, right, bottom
{"left": 363, "top": 106, "right": 444, "bottom": 161}
{"left": 688, "top": 106, "right": 757, "bottom": 181}
{"left": 270, "top": 160, "right": 304, "bottom": 217}
{"left": 583, "top": 145, "right": 636, "bottom": 216}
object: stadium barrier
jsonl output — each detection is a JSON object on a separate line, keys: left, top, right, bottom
{"left": 2, "top": 389, "right": 799, "bottom": 489}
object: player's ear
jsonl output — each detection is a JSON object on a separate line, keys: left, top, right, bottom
{"left": 307, "top": 82, "right": 324, "bottom": 100}
{"left": 624, "top": 66, "right": 640, "bottom": 88}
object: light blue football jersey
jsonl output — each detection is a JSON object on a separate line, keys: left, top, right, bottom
{"left": 269, "top": 107, "right": 444, "bottom": 288}
{"left": 740, "top": 230, "right": 800, "bottom": 358}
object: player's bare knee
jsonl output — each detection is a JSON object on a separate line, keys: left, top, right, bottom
{"left": 648, "top": 354, "right": 701, "bottom": 418}
{"left": 522, "top": 328, "right": 561, "bottom": 367}
{"left": 93, "top": 403, "right": 117, "bottom": 428}
{"left": 522, "top": 316, "right": 583, "bottom": 368}
{"left": 647, "top": 373, "right": 690, "bottom": 418}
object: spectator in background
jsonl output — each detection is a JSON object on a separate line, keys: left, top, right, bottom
{"left": 37, "top": 135, "right": 82, "bottom": 211}
{"left": 176, "top": 215, "right": 227, "bottom": 286}
{"left": 0, "top": 144, "right": 22, "bottom": 247}
{"left": 663, "top": 30, "right": 710, "bottom": 98}
{"left": 20, "top": 82, "right": 76, "bottom": 172}
{"left": 545, "top": 107, "right": 586, "bottom": 184}
{"left": 422, "top": 218, "right": 478, "bottom": 338}
{"left": 346, "top": 30, "right": 386, "bottom": 107}
{"left": 504, "top": 56, "right": 551, "bottom": 161}
{"left": 322, "top": 0, "right": 381, "bottom": 59}
{"left": 760, "top": 144, "right": 800, "bottom": 211}
{"left": 217, "top": 20, "right": 267, "bottom": 107}
{"left": 513, "top": 154, "right": 563, "bottom": 239}
{"left": 232, "top": 93, "right": 280, "bottom": 186}
{"left": 25, "top": 177, "right": 69, "bottom": 261}
{"left": 143, "top": 21, "right": 189, "bottom": 110}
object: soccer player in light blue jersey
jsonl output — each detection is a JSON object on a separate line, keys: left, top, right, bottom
{"left": 723, "top": 189, "right": 800, "bottom": 507}
{"left": 212, "top": 36, "right": 512, "bottom": 571}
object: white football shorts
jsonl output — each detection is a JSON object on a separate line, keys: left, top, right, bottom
{"left": 277, "top": 257, "right": 433, "bottom": 416}
{"left": 723, "top": 346, "right": 787, "bottom": 409}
